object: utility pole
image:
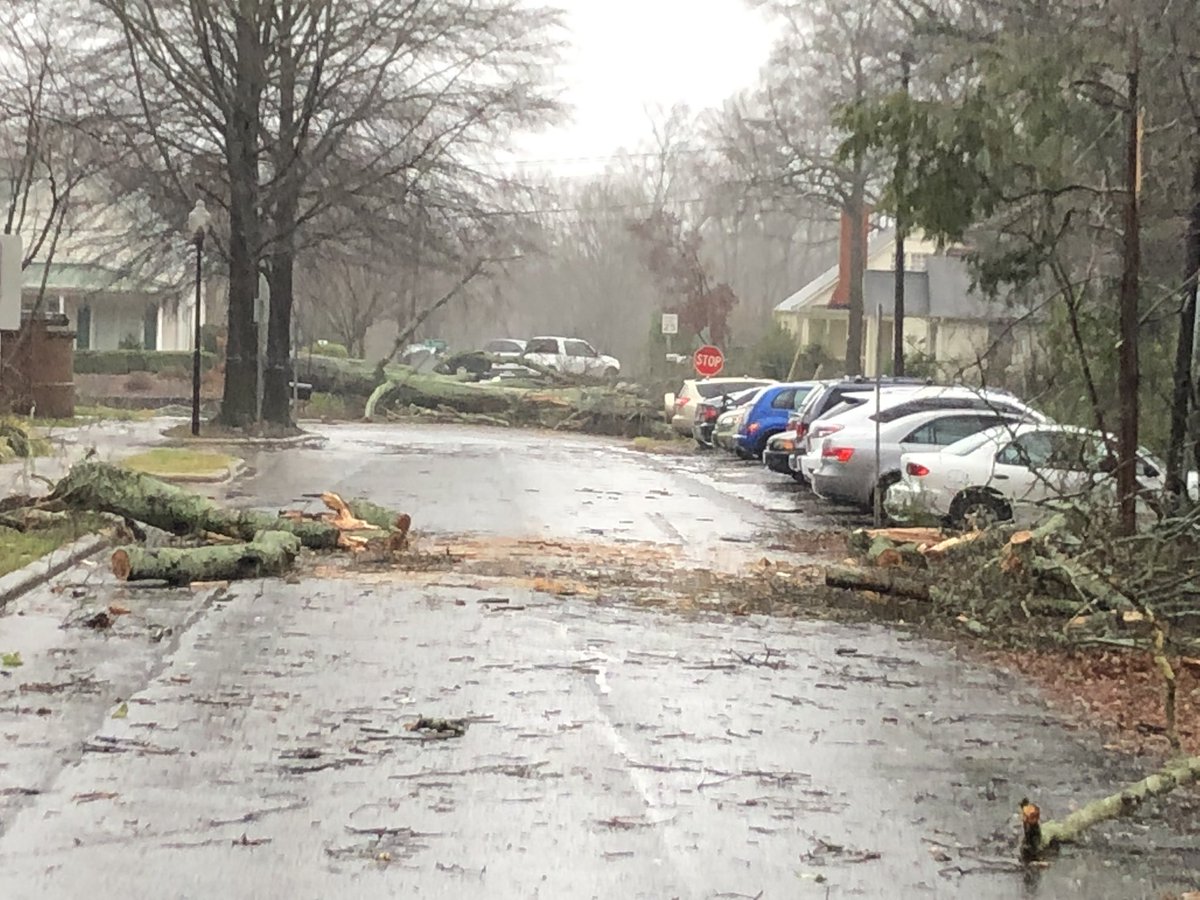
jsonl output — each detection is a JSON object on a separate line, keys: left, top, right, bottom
{"left": 892, "top": 50, "right": 912, "bottom": 377}
{"left": 1117, "top": 31, "right": 1141, "bottom": 535}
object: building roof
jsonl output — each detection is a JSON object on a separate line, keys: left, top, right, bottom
{"left": 774, "top": 229, "right": 896, "bottom": 313}
{"left": 22, "top": 261, "right": 176, "bottom": 296}
{"left": 776, "top": 229, "right": 1029, "bottom": 323}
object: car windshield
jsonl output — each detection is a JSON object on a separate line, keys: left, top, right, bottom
{"left": 791, "top": 385, "right": 815, "bottom": 409}
{"left": 943, "top": 426, "right": 1011, "bottom": 456}
{"left": 485, "top": 340, "right": 522, "bottom": 353}
{"left": 697, "top": 380, "right": 763, "bottom": 399}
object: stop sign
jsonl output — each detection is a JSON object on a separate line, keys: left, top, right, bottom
{"left": 693, "top": 345, "right": 724, "bottom": 377}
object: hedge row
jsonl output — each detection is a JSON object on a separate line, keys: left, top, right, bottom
{"left": 74, "top": 350, "right": 217, "bottom": 376}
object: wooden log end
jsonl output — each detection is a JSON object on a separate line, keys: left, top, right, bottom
{"left": 111, "top": 549, "right": 132, "bottom": 581}
{"left": 1008, "top": 530, "right": 1035, "bottom": 547}
{"left": 875, "top": 548, "right": 904, "bottom": 568}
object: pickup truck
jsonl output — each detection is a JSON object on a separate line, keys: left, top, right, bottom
{"left": 522, "top": 336, "right": 620, "bottom": 378}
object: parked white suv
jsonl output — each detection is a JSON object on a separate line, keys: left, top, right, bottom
{"left": 522, "top": 336, "right": 620, "bottom": 377}
{"left": 665, "top": 377, "right": 776, "bottom": 436}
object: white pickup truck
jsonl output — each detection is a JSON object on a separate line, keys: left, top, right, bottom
{"left": 522, "top": 336, "right": 620, "bottom": 377}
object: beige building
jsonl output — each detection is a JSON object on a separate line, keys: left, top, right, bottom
{"left": 7, "top": 165, "right": 199, "bottom": 352}
{"left": 774, "top": 216, "right": 1035, "bottom": 380}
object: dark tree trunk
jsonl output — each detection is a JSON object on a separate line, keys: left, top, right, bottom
{"left": 217, "top": 9, "right": 265, "bottom": 428}
{"left": 1116, "top": 51, "right": 1140, "bottom": 536}
{"left": 1167, "top": 154, "right": 1200, "bottom": 501}
{"left": 893, "top": 53, "right": 912, "bottom": 378}
{"left": 844, "top": 182, "right": 867, "bottom": 376}
{"left": 263, "top": 3, "right": 299, "bottom": 426}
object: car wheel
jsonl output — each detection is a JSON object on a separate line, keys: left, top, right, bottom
{"left": 950, "top": 490, "right": 1012, "bottom": 530}
{"left": 791, "top": 470, "right": 808, "bottom": 484}
{"left": 603, "top": 367, "right": 619, "bottom": 379}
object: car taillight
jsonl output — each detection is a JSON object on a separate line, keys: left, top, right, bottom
{"left": 796, "top": 424, "right": 808, "bottom": 439}
{"left": 906, "top": 462, "right": 930, "bottom": 477}
{"left": 703, "top": 407, "right": 718, "bottom": 422}
{"left": 822, "top": 446, "right": 854, "bottom": 463}
{"left": 748, "top": 422, "right": 761, "bottom": 433}
{"left": 675, "top": 397, "right": 690, "bottom": 411}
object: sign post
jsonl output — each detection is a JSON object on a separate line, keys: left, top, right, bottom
{"left": 661, "top": 313, "right": 678, "bottom": 358}
{"left": 693, "top": 344, "right": 724, "bottom": 378}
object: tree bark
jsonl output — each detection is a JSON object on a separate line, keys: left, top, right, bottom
{"left": 824, "top": 563, "right": 931, "bottom": 600}
{"left": 1167, "top": 153, "right": 1200, "bottom": 501}
{"left": 52, "top": 461, "right": 339, "bottom": 549}
{"left": 1116, "top": 42, "right": 1141, "bottom": 536}
{"left": 217, "top": 6, "right": 267, "bottom": 428}
{"left": 111, "top": 530, "right": 301, "bottom": 585}
{"left": 844, "top": 180, "right": 867, "bottom": 376}
{"left": 263, "top": 1, "right": 299, "bottom": 427}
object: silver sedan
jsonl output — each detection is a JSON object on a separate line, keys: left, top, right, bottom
{"left": 808, "top": 408, "right": 1027, "bottom": 510}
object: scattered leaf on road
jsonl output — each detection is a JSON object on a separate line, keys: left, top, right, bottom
{"left": 111, "top": 702, "right": 128, "bottom": 719}
{"left": 2, "top": 652, "right": 22, "bottom": 668}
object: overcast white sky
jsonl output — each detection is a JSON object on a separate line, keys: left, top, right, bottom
{"left": 509, "top": 0, "right": 778, "bottom": 175}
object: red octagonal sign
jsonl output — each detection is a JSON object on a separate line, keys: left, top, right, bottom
{"left": 693, "top": 345, "right": 724, "bottom": 377}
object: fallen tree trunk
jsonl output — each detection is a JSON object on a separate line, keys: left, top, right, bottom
{"left": 825, "top": 564, "right": 932, "bottom": 600}
{"left": 1021, "top": 755, "right": 1200, "bottom": 861}
{"left": 111, "top": 530, "right": 302, "bottom": 585}
{"left": 52, "top": 461, "right": 339, "bottom": 549}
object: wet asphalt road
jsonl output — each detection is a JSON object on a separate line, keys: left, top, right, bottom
{"left": 1, "top": 423, "right": 1197, "bottom": 898}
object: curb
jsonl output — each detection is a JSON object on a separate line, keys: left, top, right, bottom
{"left": 149, "top": 460, "right": 248, "bottom": 485}
{"left": 161, "top": 431, "right": 327, "bottom": 450}
{"left": 0, "top": 533, "right": 111, "bottom": 610}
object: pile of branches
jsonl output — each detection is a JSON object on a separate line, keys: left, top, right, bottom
{"left": 827, "top": 505, "right": 1200, "bottom": 861}
{"left": 5, "top": 460, "right": 411, "bottom": 586}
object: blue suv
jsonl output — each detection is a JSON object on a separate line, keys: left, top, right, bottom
{"left": 734, "top": 382, "right": 818, "bottom": 459}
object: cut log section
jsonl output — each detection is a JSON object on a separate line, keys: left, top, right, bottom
{"left": 111, "top": 530, "right": 302, "bottom": 586}
{"left": 53, "top": 461, "right": 340, "bottom": 549}
{"left": 824, "top": 564, "right": 931, "bottom": 600}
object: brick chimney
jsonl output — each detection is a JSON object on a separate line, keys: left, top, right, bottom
{"left": 829, "top": 205, "right": 873, "bottom": 309}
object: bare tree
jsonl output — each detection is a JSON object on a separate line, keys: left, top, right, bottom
{"left": 90, "top": 0, "right": 563, "bottom": 428}
{"left": 717, "top": 0, "right": 900, "bottom": 374}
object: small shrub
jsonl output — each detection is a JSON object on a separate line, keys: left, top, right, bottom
{"left": 753, "top": 323, "right": 799, "bottom": 380}
{"left": 309, "top": 340, "right": 350, "bottom": 359}
{"left": 200, "top": 324, "right": 221, "bottom": 354}
{"left": 304, "top": 391, "right": 362, "bottom": 420}
{"left": 124, "top": 372, "right": 155, "bottom": 393}
{"left": 75, "top": 350, "right": 216, "bottom": 376}
{"left": 158, "top": 365, "right": 190, "bottom": 381}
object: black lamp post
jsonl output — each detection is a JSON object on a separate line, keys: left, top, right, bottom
{"left": 187, "top": 199, "right": 211, "bottom": 436}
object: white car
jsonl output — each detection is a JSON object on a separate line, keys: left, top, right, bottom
{"left": 664, "top": 377, "right": 775, "bottom": 435}
{"left": 809, "top": 407, "right": 1032, "bottom": 509}
{"left": 887, "top": 422, "right": 1199, "bottom": 527}
{"left": 522, "top": 336, "right": 620, "bottom": 378}
{"left": 792, "top": 384, "right": 1047, "bottom": 482}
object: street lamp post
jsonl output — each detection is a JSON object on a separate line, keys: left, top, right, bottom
{"left": 187, "top": 199, "right": 211, "bottom": 436}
